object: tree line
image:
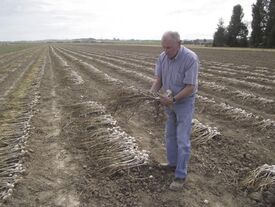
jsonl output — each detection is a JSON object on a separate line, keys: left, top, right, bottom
{"left": 213, "top": 0, "right": 275, "bottom": 48}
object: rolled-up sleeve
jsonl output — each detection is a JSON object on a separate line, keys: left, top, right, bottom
{"left": 154, "top": 56, "right": 162, "bottom": 77}
{"left": 183, "top": 57, "right": 199, "bottom": 85}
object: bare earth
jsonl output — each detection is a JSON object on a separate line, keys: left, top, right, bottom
{"left": 0, "top": 44, "right": 274, "bottom": 207}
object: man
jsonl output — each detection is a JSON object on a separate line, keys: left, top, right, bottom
{"left": 150, "top": 31, "right": 199, "bottom": 191}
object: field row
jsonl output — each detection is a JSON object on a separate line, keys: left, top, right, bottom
{"left": 0, "top": 49, "right": 47, "bottom": 200}
{"left": 50, "top": 45, "right": 274, "bottom": 206}
{"left": 1, "top": 45, "right": 273, "bottom": 206}
{"left": 61, "top": 46, "right": 274, "bottom": 103}
{"left": 56, "top": 46, "right": 275, "bottom": 123}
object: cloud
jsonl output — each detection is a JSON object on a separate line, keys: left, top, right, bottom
{"left": 0, "top": 0, "right": 256, "bottom": 41}
{"left": 0, "top": 0, "right": 99, "bottom": 40}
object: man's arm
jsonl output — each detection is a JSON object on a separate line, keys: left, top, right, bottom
{"left": 173, "top": 55, "right": 199, "bottom": 103}
{"left": 150, "top": 76, "right": 162, "bottom": 93}
{"left": 173, "top": 84, "right": 194, "bottom": 102}
{"left": 159, "top": 84, "right": 194, "bottom": 106}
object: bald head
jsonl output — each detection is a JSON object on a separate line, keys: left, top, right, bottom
{"left": 161, "top": 31, "right": 181, "bottom": 43}
{"left": 161, "top": 31, "right": 182, "bottom": 59}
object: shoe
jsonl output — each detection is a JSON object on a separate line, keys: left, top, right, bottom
{"left": 159, "top": 163, "right": 176, "bottom": 171}
{"left": 169, "top": 177, "right": 185, "bottom": 191}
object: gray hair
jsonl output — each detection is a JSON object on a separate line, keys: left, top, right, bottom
{"left": 161, "top": 31, "right": 181, "bottom": 43}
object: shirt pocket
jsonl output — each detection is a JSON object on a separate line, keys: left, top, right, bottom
{"left": 174, "top": 70, "right": 185, "bottom": 86}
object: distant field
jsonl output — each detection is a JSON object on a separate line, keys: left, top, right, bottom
{"left": 0, "top": 43, "right": 36, "bottom": 55}
{"left": 0, "top": 43, "right": 274, "bottom": 207}
{"left": 187, "top": 44, "right": 275, "bottom": 52}
{"left": 93, "top": 40, "right": 275, "bottom": 52}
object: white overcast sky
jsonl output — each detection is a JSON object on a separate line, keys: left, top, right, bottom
{"left": 0, "top": 0, "right": 256, "bottom": 41}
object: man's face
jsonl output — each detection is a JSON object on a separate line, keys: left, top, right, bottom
{"left": 162, "top": 38, "right": 180, "bottom": 59}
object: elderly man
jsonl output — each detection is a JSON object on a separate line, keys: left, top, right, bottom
{"left": 150, "top": 31, "right": 199, "bottom": 191}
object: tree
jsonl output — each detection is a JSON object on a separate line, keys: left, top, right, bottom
{"left": 226, "top": 4, "right": 249, "bottom": 47}
{"left": 238, "top": 23, "right": 249, "bottom": 47}
{"left": 265, "top": 0, "right": 275, "bottom": 47}
{"left": 250, "top": 0, "right": 269, "bottom": 47}
{"left": 213, "top": 18, "right": 226, "bottom": 46}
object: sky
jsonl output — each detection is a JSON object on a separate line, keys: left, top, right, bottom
{"left": 0, "top": 0, "right": 256, "bottom": 41}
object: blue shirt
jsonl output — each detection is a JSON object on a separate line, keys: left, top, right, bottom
{"left": 154, "top": 47, "right": 199, "bottom": 103}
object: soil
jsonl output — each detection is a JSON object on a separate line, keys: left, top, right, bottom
{"left": 0, "top": 44, "right": 274, "bottom": 207}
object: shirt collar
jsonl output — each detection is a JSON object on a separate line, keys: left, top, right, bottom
{"left": 170, "top": 47, "right": 182, "bottom": 60}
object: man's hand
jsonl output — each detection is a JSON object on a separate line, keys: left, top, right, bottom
{"left": 150, "top": 76, "right": 162, "bottom": 94}
{"left": 160, "top": 94, "right": 173, "bottom": 107}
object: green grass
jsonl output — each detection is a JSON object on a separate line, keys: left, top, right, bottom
{"left": 99, "top": 39, "right": 161, "bottom": 46}
{"left": 185, "top": 44, "right": 275, "bottom": 52}
{"left": 93, "top": 41, "right": 275, "bottom": 52}
{"left": 0, "top": 43, "right": 35, "bottom": 55}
